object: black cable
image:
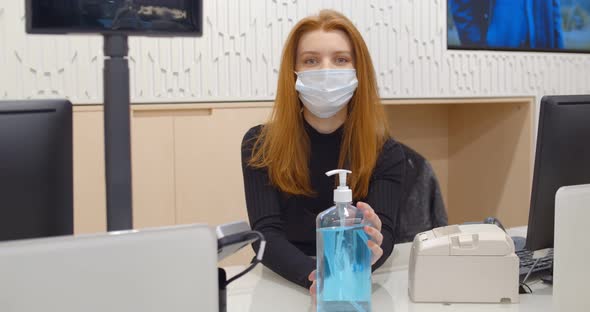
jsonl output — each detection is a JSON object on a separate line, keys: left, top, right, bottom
{"left": 483, "top": 217, "right": 506, "bottom": 232}
{"left": 226, "top": 260, "right": 260, "bottom": 285}
{"left": 522, "top": 257, "right": 541, "bottom": 285}
{"left": 519, "top": 282, "right": 532, "bottom": 294}
{"left": 223, "top": 231, "right": 266, "bottom": 286}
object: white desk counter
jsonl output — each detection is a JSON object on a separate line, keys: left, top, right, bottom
{"left": 225, "top": 242, "right": 555, "bottom": 312}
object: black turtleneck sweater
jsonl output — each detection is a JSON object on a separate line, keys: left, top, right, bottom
{"left": 241, "top": 121, "right": 404, "bottom": 288}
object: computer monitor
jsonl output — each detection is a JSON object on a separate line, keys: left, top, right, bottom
{"left": 0, "top": 99, "right": 73, "bottom": 241}
{"left": 526, "top": 95, "right": 590, "bottom": 251}
{"left": 26, "top": 0, "right": 203, "bottom": 36}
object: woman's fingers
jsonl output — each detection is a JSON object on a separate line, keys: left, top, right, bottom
{"left": 357, "top": 201, "right": 382, "bottom": 231}
{"left": 310, "top": 280, "right": 317, "bottom": 306}
{"left": 364, "top": 225, "right": 383, "bottom": 245}
{"left": 368, "top": 240, "right": 384, "bottom": 265}
{"left": 308, "top": 270, "right": 316, "bottom": 282}
{"left": 308, "top": 270, "right": 317, "bottom": 299}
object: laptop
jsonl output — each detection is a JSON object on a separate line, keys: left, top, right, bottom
{"left": 0, "top": 224, "right": 218, "bottom": 312}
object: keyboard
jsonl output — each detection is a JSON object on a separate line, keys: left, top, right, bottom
{"left": 516, "top": 248, "right": 553, "bottom": 276}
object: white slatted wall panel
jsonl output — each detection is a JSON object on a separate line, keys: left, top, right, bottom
{"left": 0, "top": 0, "right": 589, "bottom": 104}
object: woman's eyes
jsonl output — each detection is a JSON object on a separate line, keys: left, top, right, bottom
{"left": 335, "top": 57, "right": 350, "bottom": 64}
{"left": 301, "top": 56, "right": 351, "bottom": 66}
{"left": 303, "top": 58, "right": 319, "bottom": 65}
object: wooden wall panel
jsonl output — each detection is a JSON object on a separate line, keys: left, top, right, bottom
{"left": 131, "top": 113, "right": 176, "bottom": 229}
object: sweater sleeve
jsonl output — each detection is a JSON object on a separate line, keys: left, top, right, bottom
{"left": 241, "top": 126, "right": 316, "bottom": 288}
{"left": 365, "top": 139, "right": 405, "bottom": 271}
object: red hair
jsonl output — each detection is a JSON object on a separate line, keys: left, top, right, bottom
{"left": 248, "top": 10, "right": 390, "bottom": 199}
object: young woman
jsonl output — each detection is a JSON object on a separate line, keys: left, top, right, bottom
{"left": 241, "top": 10, "right": 404, "bottom": 295}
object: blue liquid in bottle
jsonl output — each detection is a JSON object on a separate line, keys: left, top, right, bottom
{"left": 317, "top": 170, "right": 371, "bottom": 312}
{"left": 317, "top": 224, "right": 371, "bottom": 312}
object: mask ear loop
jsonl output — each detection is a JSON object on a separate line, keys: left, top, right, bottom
{"left": 293, "top": 71, "right": 303, "bottom": 114}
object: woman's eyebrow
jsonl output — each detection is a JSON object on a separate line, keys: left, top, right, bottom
{"left": 298, "top": 51, "right": 321, "bottom": 56}
{"left": 298, "top": 50, "right": 352, "bottom": 56}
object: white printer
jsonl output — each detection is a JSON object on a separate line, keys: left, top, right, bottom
{"left": 408, "top": 224, "right": 519, "bottom": 303}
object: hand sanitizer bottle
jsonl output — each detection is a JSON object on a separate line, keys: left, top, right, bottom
{"left": 316, "top": 169, "right": 372, "bottom": 312}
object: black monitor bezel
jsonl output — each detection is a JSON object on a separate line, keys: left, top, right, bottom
{"left": 25, "top": 0, "right": 203, "bottom": 37}
{"left": 526, "top": 94, "right": 590, "bottom": 251}
{"left": 0, "top": 99, "right": 73, "bottom": 241}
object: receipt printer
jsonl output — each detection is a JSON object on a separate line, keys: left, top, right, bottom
{"left": 408, "top": 224, "right": 519, "bottom": 303}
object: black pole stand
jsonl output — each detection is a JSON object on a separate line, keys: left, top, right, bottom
{"left": 103, "top": 35, "right": 133, "bottom": 231}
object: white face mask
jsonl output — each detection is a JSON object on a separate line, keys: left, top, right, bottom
{"left": 295, "top": 69, "right": 358, "bottom": 119}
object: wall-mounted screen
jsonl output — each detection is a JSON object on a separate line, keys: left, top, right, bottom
{"left": 26, "top": 0, "right": 202, "bottom": 36}
{"left": 448, "top": 0, "right": 590, "bottom": 53}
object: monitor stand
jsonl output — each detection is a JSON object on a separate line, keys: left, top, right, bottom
{"left": 103, "top": 34, "right": 133, "bottom": 231}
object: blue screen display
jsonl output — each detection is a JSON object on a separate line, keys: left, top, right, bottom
{"left": 448, "top": 0, "right": 590, "bottom": 52}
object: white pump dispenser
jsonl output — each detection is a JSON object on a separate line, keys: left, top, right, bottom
{"left": 325, "top": 169, "right": 352, "bottom": 203}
